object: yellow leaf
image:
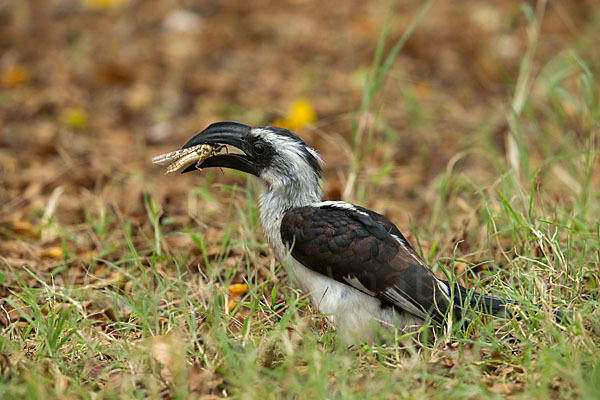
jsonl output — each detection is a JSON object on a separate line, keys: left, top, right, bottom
{"left": 62, "top": 108, "right": 88, "bottom": 129}
{"left": 39, "top": 247, "right": 64, "bottom": 259}
{"left": 225, "top": 298, "right": 237, "bottom": 313}
{"left": 1, "top": 65, "right": 30, "bottom": 87}
{"left": 12, "top": 220, "right": 40, "bottom": 239}
{"left": 272, "top": 98, "right": 316, "bottom": 131}
{"left": 227, "top": 283, "right": 249, "bottom": 298}
{"left": 81, "top": 0, "right": 128, "bottom": 10}
{"left": 219, "top": 284, "right": 248, "bottom": 313}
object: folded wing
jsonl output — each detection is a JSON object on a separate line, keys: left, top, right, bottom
{"left": 280, "top": 202, "right": 452, "bottom": 323}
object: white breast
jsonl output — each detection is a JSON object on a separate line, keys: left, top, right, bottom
{"left": 289, "top": 258, "right": 424, "bottom": 341}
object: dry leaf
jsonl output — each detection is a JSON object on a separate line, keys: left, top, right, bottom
{"left": 414, "top": 81, "right": 432, "bottom": 99}
{"left": 187, "top": 364, "right": 223, "bottom": 395}
{"left": 1, "top": 65, "right": 30, "bottom": 87}
{"left": 39, "top": 247, "right": 64, "bottom": 259}
{"left": 219, "top": 283, "right": 249, "bottom": 313}
{"left": 0, "top": 155, "right": 18, "bottom": 172}
{"left": 224, "top": 297, "right": 237, "bottom": 313}
{"left": 150, "top": 335, "right": 186, "bottom": 383}
{"left": 11, "top": 221, "right": 40, "bottom": 239}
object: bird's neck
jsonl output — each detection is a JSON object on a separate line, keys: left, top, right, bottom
{"left": 258, "top": 179, "right": 322, "bottom": 261}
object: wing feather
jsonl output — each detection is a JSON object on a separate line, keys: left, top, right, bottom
{"left": 281, "top": 203, "right": 451, "bottom": 322}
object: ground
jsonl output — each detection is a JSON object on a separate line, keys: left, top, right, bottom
{"left": 1, "top": 0, "right": 599, "bottom": 398}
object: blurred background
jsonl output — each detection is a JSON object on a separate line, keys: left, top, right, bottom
{"left": 1, "top": 0, "right": 599, "bottom": 271}
{"left": 1, "top": 2, "right": 600, "bottom": 396}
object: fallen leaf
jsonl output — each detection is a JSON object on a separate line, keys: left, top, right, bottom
{"left": 0, "top": 155, "right": 18, "bottom": 172}
{"left": 480, "top": 375, "right": 523, "bottom": 394}
{"left": 11, "top": 221, "right": 40, "bottom": 239}
{"left": 1, "top": 65, "right": 30, "bottom": 87}
{"left": 61, "top": 108, "right": 88, "bottom": 129}
{"left": 414, "top": 81, "right": 432, "bottom": 99}
{"left": 224, "top": 297, "right": 237, "bottom": 313}
{"left": 187, "top": 364, "right": 223, "bottom": 395}
{"left": 226, "top": 283, "right": 249, "bottom": 298}
{"left": 81, "top": 0, "right": 129, "bottom": 10}
{"left": 272, "top": 98, "right": 316, "bottom": 131}
{"left": 187, "top": 363, "right": 204, "bottom": 393}
{"left": 150, "top": 335, "right": 186, "bottom": 384}
{"left": 39, "top": 247, "right": 64, "bottom": 259}
{"left": 219, "top": 283, "right": 249, "bottom": 313}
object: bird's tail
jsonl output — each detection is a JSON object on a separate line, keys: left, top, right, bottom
{"left": 441, "top": 280, "right": 571, "bottom": 323}
{"left": 443, "top": 281, "right": 513, "bottom": 317}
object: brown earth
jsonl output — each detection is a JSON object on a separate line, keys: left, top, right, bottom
{"left": 0, "top": 0, "right": 598, "bottom": 328}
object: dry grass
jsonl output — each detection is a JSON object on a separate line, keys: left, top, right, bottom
{"left": 1, "top": 0, "right": 599, "bottom": 398}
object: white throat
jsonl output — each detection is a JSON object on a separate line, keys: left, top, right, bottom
{"left": 258, "top": 179, "right": 321, "bottom": 261}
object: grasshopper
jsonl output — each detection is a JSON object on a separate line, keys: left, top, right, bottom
{"left": 152, "top": 144, "right": 225, "bottom": 174}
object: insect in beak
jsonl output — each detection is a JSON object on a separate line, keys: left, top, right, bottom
{"left": 152, "top": 144, "right": 226, "bottom": 174}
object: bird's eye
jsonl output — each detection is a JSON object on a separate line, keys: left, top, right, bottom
{"left": 253, "top": 142, "right": 266, "bottom": 155}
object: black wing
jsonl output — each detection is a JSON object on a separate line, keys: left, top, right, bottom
{"left": 280, "top": 203, "right": 451, "bottom": 322}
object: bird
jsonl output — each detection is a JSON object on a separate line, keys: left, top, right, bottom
{"left": 174, "top": 121, "right": 516, "bottom": 341}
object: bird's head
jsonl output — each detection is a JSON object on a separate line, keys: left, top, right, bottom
{"left": 181, "top": 121, "right": 322, "bottom": 192}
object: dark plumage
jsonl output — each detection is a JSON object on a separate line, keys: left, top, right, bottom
{"left": 169, "top": 121, "right": 567, "bottom": 341}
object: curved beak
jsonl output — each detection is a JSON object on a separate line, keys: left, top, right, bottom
{"left": 179, "top": 121, "right": 259, "bottom": 176}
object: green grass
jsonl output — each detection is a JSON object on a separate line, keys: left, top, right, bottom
{"left": 1, "top": 4, "right": 600, "bottom": 400}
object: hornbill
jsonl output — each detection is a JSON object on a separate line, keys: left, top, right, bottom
{"left": 176, "top": 121, "right": 514, "bottom": 340}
